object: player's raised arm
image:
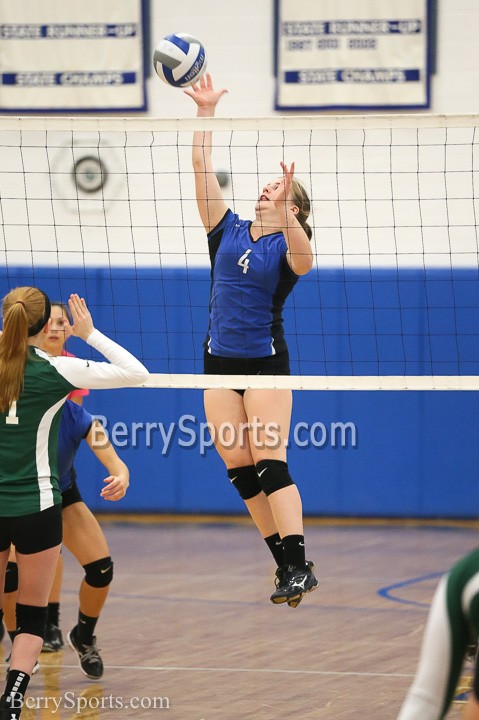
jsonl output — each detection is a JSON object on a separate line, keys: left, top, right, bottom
{"left": 272, "top": 162, "right": 313, "bottom": 276}
{"left": 184, "top": 73, "right": 228, "bottom": 232}
{"left": 46, "top": 294, "right": 149, "bottom": 390}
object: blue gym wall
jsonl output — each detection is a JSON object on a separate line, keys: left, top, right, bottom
{"left": 2, "top": 265, "right": 479, "bottom": 519}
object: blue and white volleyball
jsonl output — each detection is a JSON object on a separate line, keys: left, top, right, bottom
{"left": 153, "top": 33, "right": 207, "bottom": 88}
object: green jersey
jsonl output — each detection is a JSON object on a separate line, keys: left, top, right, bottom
{"left": 0, "top": 330, "right": 148, "bottom": 517}
{"left": 0, "top": 348, "right": 75, "bottom": 516}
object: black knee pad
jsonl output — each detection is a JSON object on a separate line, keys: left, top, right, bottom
{"left": 16, "top": 603, "right": 48, "bottom": 639}
{"left": 83, "top": 556, "right": 114, "bottom": 588}
{"left": 227, "top": 466, "right": 262, "bottom": 500}
{"left": 4, "top": 561, "right": 18, "bottom": 594}
{"left": 255, "top": 459, "right": 295, "bottom": 496}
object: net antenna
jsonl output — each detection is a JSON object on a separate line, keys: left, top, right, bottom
{"left": 1, "top": 114, "right": 479, "bottom": 391}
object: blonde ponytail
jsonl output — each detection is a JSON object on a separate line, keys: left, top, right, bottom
{"left": 0, "top": 287, "right": 50, "bottom": 412}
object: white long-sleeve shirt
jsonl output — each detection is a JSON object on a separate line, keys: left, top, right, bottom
{"left": 39, "top": 329, "right": 149, "bottom": 389}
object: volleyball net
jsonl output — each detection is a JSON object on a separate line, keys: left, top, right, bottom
{"left": 1, "top": 113, "right": 479, "bottom": 391}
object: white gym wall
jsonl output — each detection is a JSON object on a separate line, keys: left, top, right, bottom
{"left": 148, "top": 0, "right": 479, "bottom": 117}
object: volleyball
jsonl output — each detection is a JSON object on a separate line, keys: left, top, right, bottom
{"left": 153, "top": 33, "right": 207, "bottom": 88}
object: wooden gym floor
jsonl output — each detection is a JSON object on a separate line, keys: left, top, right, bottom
{"left": 2, "top": 516, "right": 477, "bottom": 719}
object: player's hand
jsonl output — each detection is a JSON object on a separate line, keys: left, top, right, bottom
{"left": 271, "top": 161, "right": 295, "bottom": 212}
{"left": 100, "top": 473, "right": 129, "bottom": 501}
{"left": 68, "top": 294, "right": 95, "bottom": 341}
{"left": 183, "top": 73, "right": 228, "bottom": 113}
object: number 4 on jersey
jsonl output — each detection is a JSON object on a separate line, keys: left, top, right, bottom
{"left": 237, "top": 249, "right": 252, "bottom": 274}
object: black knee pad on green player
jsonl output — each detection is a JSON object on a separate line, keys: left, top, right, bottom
{"left": 255, "top": 459, "right": 295, "bottom": 496}
{"left": 83, "top": 556, "right": 114, "bottom": 588}
{"left": 4, "top": 561, "right": 18, "bottom": 593}
{"left": 227, "top": 465, "right": 262, "bottom": 500}
{"left": 16, "top": 603, "right": 48, "bottom": 639}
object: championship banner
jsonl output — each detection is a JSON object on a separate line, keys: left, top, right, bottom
{"left": 275, "top": 0, "right": 430, "bottom": 111}
{"left": 0, "top": 0, "right": 146, "bottom": 112}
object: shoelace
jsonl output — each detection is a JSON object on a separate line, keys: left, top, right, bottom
{"left": 79, "top": 644, "right": 102, "bottom": 664}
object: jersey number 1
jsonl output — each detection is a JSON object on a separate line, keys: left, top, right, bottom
{"left": 6, "top": 401, "right": 18, "bottom": 425}
{"left": 237, "top": 249, "right": 252, "bottom": 274}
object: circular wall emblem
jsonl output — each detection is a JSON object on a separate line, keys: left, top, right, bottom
{"left": 72, "top": 155, "right": 108, "bottom": 193}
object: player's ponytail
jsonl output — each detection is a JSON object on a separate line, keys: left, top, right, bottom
{"left": 0, "top": 287, "right": 51, "bottom": 412}
{"left": 292, "top": 179, "right": 312, "bottom": 241}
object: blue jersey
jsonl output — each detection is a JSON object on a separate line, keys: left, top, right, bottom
{"left": 57, "top": 400, "right": 93, "bottom": 492}
{"left": 206, "top": 209, "right": 298, "bottom": 358}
